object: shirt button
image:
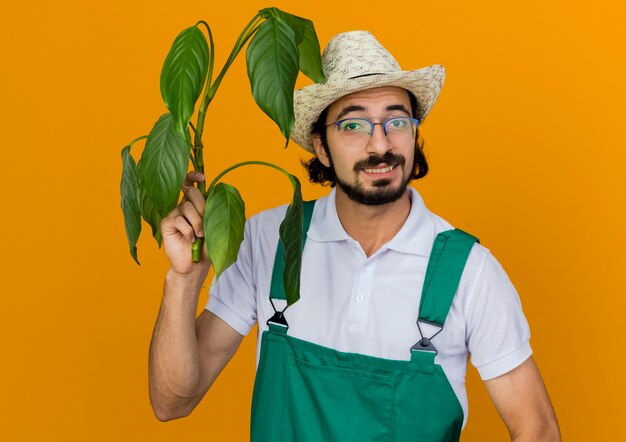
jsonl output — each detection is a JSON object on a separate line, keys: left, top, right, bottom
{"left": 355, "top": 294, "right": 364, "bottom": 302}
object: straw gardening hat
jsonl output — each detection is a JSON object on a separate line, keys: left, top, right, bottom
{"left": 291, "top": 31, "right": 446, "bottom": 152}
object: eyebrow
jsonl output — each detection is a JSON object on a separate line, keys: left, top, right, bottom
{"left": 336, "top": 105, "right": 366, "bottom": 120}
{"left": 386, "top": 104, "right": 412, "bottom": 116}
{"left": 335, "top": 104, "right": 411, "bottom": 120}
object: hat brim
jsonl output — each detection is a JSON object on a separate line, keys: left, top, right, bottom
{"left": 291, "top": 64, "right": 445, "bottom": 152}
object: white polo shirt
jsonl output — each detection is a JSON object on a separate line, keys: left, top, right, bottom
{"left": 206, "top": 187, "right": 532, "bottom": 427}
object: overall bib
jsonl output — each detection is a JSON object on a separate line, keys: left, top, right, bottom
{"left": 251, "top": 201, "right": 479, "bottom": 442}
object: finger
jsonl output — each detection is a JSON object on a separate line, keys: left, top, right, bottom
{"left": 161, "top": 211, "right": 188, "bottom": 236}
{"left": 182, "top": 171, "right": 206, "bottom": 193}
{"left": 180, "top": 201, "right": 204, "bottom": 238}
{"left": 183, "top": 186, "right": 206, "bottom": 214}
{"left": 170, "top": 215, "right": 195, "bottom": 243}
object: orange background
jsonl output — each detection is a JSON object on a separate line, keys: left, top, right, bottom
{"left": 1, "top": 0, "right": 624, "bottom": 440}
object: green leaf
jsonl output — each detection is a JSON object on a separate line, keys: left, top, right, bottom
{"left": 293, "top": 18, "right": 324, "bottom": 83}
{"left": 246, "top": 16, "right": 299, "bottom": 144}
{"left": 138, "top": 113, "right": 190, "bottom": 220}
{"left": 160, "top": 25, "right": 209, "bottom": 136}
{"left": 259, "top": 8, "right": 303, "bottom": 41}
{"left": 120, "top": 146, "right": 142, "bottom": 264}
{"left": 264, "top": 8, "right": 325, "bottom": 83}
{"left": 139, "top": 179, "right": 163, "bottom": 247}
{"left": 279, "top": 175, "right": 304, "bottom": 305}
{"left": 203, "top": 183, "right": 246, "bottom": 280}
{"left": 258, "top": 7, "right": 277, "bottom": 21}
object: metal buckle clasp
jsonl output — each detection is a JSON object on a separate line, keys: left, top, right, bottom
{"left": 266, "top": 298, "right": 289, "bottom": 330}
{"left": 266, "top": 311, "right": 289, "bottom": 329}
{"left": 411, "top": 319, "right": 443, "bottom": 355}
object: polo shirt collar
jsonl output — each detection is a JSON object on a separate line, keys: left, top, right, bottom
{"left": 307, "top": 187, "right": 436, "bottom": 257}
{"left": 307, "top": 188, "right": 351, "bottom": 242}
{"left": 386, "top": 187, "right": 435, "bottom": 256}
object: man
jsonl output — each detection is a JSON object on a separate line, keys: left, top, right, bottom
{"left": 149, "top": 31, "right": 561, "bottom": 440}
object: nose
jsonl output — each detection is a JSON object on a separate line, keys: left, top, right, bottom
{"left": 366, "top": 122, "right": 392, "bottom": 155}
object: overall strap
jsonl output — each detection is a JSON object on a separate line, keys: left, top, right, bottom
{"left": 412, "top": 228, "right": 479, "bottom": 355}
{"left": 269, "top": 200, "right": 316, "bottom": 301}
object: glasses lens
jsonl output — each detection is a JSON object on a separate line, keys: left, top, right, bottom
{"left": 337, "top": 118, "right": 371, "bottom": 147}
{"left": 384, "top": 117, "right": 416, "bottom": 145}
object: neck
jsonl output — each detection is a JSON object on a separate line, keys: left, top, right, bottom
{"left": 334, "top": 187, "right": 412, "bottom": 257}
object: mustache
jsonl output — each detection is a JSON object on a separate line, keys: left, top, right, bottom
{"left": 353, "top": 152, "right": 406, "bottom": 171}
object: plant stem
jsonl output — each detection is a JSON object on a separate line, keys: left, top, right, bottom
{"left": 128, "top": 135, "right": 148, "bottom": 149}
{"left": 196, "top": 21, "right": 215, "bottom": 88}
{"left": 188, "top": 122, "right": 205, "bottom": 192}
{"left": 205, "top": 160, "right": 294, "bottom": 197}
{"left": 190, "top": 14, "right": 265, "bottom": 264}
{"left": 191, "top": 146, "right": 205, "bottom": 262}
{"left": 208, "top": 13, "right": 263, "bottom": 96}
{"left": 194, "top": 13, "right": 263, "bottom": 144}
{"left": 195, "top": 148, "right": 206, "bottom": 191}
{"left": 189, "top": 147, "right": 199, "bottom": 171}
{"left": 192, "top": 239, "right": 203, "bottom": 262}
{"left": 194, "top": 20, "right": 215, "bottom": 149}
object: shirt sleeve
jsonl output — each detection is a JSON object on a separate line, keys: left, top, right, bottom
{"left": 466, "top": 251, "right": 533, "bottom": 380}
{"left": 205, "top": 216, "right": 258, "bottom": 336}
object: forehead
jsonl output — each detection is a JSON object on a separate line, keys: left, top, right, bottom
{"left": 326, "top": 86, "right": 411, "bottom": 120}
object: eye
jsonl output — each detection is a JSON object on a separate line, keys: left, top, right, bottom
{"left": 387, "top": 117, "right": 410, "bottom": 130}
{"left": 339, "top": 119, "right": 367, "bottom": 133}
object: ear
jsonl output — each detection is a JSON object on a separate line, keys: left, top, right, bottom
{"left": 312, "top": 134, "right": 331, "bottom": 168}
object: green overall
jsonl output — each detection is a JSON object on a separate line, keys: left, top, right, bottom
{"left": 251, "top": 201, "right": 479, "bottom": 442}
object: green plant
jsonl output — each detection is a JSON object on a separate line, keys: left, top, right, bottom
{"left": 120, "top": 7, "right": 324, "bottom": 305}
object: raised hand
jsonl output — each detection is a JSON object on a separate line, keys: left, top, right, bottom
{"left": 161, "top": 171, "right": 210, "bottom": 278}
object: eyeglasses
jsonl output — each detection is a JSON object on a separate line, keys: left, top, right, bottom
{"left": 325, "top": 116, "right": 419, "bottom": 148}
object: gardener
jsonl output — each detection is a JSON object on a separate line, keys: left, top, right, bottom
{"left": 148, "top": 31, "right": 561, "bottom": 440}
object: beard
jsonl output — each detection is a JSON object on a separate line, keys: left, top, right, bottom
{"left": 334, "top": 152, "right": 410, "bottom": 206}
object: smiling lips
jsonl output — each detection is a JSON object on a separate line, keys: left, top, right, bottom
{"left": 354, "top": 152, "right": 406, "bottom": 176}
{"left": 363, "top": 164, "right": 397, "bottom": 174}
